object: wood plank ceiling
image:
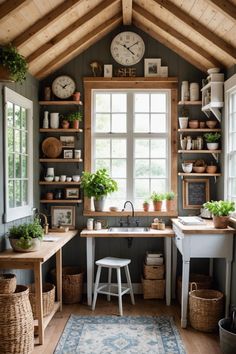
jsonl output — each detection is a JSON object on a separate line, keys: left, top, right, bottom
{"left": 0, "top": 0, "right": 235, "bottom": 79}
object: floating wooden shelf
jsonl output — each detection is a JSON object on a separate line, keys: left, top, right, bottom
{"left": 83, "top": 210, "right": 178, "bottom": 217}
{"left": 178, "top": 150, "right": 221, "bottom": 154}
{"left": 39, "top": 181, "right": 81, "bottom": 185}
{"left": 178, "top": 101, "right": 202, "bottom": 105}
{"left": 178, "top": 173, "right": 221, "bottom": 176}
{"left": 39, "top": 128, "right": 83, "bottom": 132}
{"left": 39, "top": 101, "right": 83, "bottom": 105}
{"left": 178, "top": 128, "right": 221, "bottom": 132}
{"left": 40, "top": 199, "right": 82, "bottom": 203}
{"left": 39, "top": 158, "right": 83, "bottom": 163}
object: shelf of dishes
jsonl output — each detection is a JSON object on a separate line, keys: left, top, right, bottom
{"left": 40, "top": 199, "right": 82, "bottom": 204}
{"left": 39, "top": 101, "right": 83, "bottom": 105}
{"left": 39, "top": 181, "right": 81, "bottom": 185}
{"left": 178, "top": 128, "right": 221, "bottom": 132}
{"left": 39, "top": 158, "right": 83, "bottom": 162}
{"left": 39, "top": 128, "right": 83, "bottom": 133}
{"left": 178, "top": 150, "right": 221, "bottom": 154}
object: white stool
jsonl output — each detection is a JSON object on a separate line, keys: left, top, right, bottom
{"left": 92, "top": 257, "right": 135, "bottom": 316}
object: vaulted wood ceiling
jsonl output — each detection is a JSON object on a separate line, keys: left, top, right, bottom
{"left": 0, "top": 0, "right": 235, "bottom": 79}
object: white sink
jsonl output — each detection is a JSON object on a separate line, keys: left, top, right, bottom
{"left": 108, "top": 227, "right": 149, "bottom": 233}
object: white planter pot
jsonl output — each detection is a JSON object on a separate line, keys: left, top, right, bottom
{"left": 178, "top": 117, "right": 188, "bottom": 129}
{"left": 207, "top": 142, "right": 219, "bottom": 150}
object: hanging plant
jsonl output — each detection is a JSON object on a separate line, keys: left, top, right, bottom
{"left": 0, "top": 44, "right": 28, "bottom": 83}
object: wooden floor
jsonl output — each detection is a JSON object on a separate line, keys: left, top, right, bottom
{"left": 33, "top": 296, "right": 222, "bottom": 354}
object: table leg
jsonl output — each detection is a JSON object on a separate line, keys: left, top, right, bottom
{"left": 181, "top": 258, "right": 190, "bottom": 328}
{"left": 225, "top": 259, "right": 232, "bottom": 317}
{"left": 56, "top": 249, "right": 62, "bottom": 311}
{"left": 164, "top": 237, "right": 171, "bottom": 306}
{"left": 34, "top": 262, "right": 44, "bottom": 345}
{"left": 87, "top": 237, "right": 95, "bottom": 306}
{"left": 172, "top": 239, "right": 177, "bottom": 299}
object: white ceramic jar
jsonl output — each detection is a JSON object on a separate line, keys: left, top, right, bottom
{"left": 87, "top": 218, "right": 94, "bottom": 230}
{"left": 190, "top": 82, "right": 199, "bottom": 101}
{"left": 43, "top": 111, "right": 49, "bottom": 128}
{"left": 181, "top": 81, "right": 189, "bottom": 101}
{"left": 50, "top": 113, "right": 60, "bottom": 129}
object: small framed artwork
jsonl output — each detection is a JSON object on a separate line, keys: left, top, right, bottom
{"left": 51, "top": 206, "right": 75, "bottom": 229}
{"left": 65, "top": 188, "right": 79, "bottom": 199}
{"left": 183, "top": 178, "right": 210, "bottom": 209}
{"left": 159, "top": 66, "right": 168, "bottom": 77}
{"left": 60, "top": 136, "right": 75, "bottom": 148}
{"left": 63, "top": 149, "right": 73, "bottom": 159}
{"left": 104, "top": 64, "right": 113, "bottom": 78}
{"left": 144, "top": 58, "right": 161, "bottom": 77}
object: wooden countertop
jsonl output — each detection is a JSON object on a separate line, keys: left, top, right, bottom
{"left": 80, "top": 227, "right": 174, "bottom": 238}
{"left": 171, "top": 218, "right": 235, "bottom": 234}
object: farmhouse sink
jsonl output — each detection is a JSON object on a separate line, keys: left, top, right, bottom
{"left": 108, "top": 227, "right": 149, "bottom": 233}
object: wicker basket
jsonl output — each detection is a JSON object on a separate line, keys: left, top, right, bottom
{"left": 51, "top": 266, "right": 83, "bottom": 304}
{"left": 142, "top": 276, "right": 165, "bottom": 299}
{"left": 0, "top": 285, "right": 34, "bottom": 354}
{"left": 143, "top": 264, "right": 165, "bottom": 280}
{"left": 189, "top": 283, "right": 224, "bottom": 332}
{"left": 29, "top": 282, "right": 55, "bottom": 319}
{"left": 0, "top": 273, "right": 17, "bottom": 294}
{"left": 177, "top": 273, "right": 212, "bottom": 304}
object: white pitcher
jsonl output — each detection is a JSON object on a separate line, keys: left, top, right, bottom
{"left": 50, "top": 113, "right": 60, "bottom": 129}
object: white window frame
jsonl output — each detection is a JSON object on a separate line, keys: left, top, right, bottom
{"left": 4, "top": 87, "right": 34, "bottom": 222}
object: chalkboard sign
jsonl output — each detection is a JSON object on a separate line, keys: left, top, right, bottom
{"left": 183, "top": 179, "right": 210, "bottom": 209}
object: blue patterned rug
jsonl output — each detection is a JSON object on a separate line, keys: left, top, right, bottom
{"left": 54, "top": 315, "right": 186, "bottom": 353}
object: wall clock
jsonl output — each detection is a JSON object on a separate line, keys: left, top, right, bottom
{"left": 52, "top": 75, "right": 76, "bottom": 99}
{"left": 110, "top": 31, "right": 145, "bottom": 66}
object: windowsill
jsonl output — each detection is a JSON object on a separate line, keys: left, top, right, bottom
{"left": 83, "top": 210, "right": 178, "bottom": 217}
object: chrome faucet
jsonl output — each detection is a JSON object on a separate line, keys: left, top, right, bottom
{"left": 121, "top": 201, "right": 135, "bottom": 226}
{"left": 35, "top": 212, "right": 49, "bottom": 234}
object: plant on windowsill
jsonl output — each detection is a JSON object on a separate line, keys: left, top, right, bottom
{"left": 0, "top": 44, "right": 28, "bottom": 83}
{"left": 204, "top": 132, "right": 221, "bottom": 151}
{"left": 81, "top": 168, "right": 118, "bottom": 212}
{"left": 8, "top": 218, "right": 44, "bottom": 252}
{"left": 203, "top": 200, "right": 235, "bottom": 229}
{"left": 165, "top": 191, "right": 176, "bottom": 211}
{"left": 151, "top": 192, "right": 164, "bottom": 212}
{"left": 143, "top": 199, "right": 150, "bottom": 212}
{"left": 67, "top": 111, "right": 83, "bottom": 129}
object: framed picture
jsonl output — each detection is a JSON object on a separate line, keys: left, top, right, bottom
{"left": 65, "top": 188, "right": 79, "bottom": 199}
{"left": 63, "top": 149, "right": 73, "bottom": 159}
{"left": 144, "top": 58, "right": 161, "bottom": 77}
{"left": 51, "top": 206, "right": 75, "bottom": 229}
{"left": 104, "top": 64, "right": 113, "bottom": 78}
{"left": 183, "top": 178, "right": 210, "bottom": 209}
{"left": 60, "top": 136, "right": 75, "bottom": 148}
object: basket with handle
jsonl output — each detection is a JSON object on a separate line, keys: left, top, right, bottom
{"left": 0, "top": 273, "right": 16, "bottom": 294}
{"left": 29, "top": 282, "right": 55, "bottom": 318}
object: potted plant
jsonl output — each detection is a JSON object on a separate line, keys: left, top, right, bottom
{"left": 61, "top": 115, "right": 70, "bottom": 129}
{"left": 8, "top": 218, "right": 44, "bottom": 252}
{"left": 204, "top": 132, "right": 221, "bottom": 151}
{"left": 165, "top": 191, "right": 175, "bottom": 211}
{"left": 0, "top": 44, "right": 27, "bottom": 83}
{"left": 151, "top": 192, "right": 164, "bottom": 211}
{"left": 203, "top": 200, "right": 235, "bottom": 228}
{"left": 81, "top": 168, "right": 118, "bottom": 211}
{"left": 143, "top": 199, "right": 150, "bottom": 212}
{"left": 178, "top": 106, "right": 189, "bottom": 129}
{"left": 67, "top": 111, "right": 82, "bottom": 129}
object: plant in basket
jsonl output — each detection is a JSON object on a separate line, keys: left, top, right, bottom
{"left": 203, "top": 200, "right": 235, "bottom": 228}
{"left": 0, "top": 44, "right": 28, "bottom": 83}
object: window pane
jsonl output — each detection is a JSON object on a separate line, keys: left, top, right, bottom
{"left": 95, "top": 113, "right": 110, "bottom": 132}
{"left": 21, "top": 108, "right": 26, "bottom": 129}
{"left": 9, "top": 181, "right": 14, "bottom": 208}
{"left": 135, "top": 93, "right": 149, "bottom": 112}
{"left": 7, "top": 102, "right": 14, "bottom": 126}
{"left": 151, "top": 139, "right": 166, "bottom": 158}
{"left": 95, "top": 139, "right": 110, "bottom": 158}
{"left": 135, "top": 179, "right": 149, "bottom": 197}
{"left": 113, "top": 179, "right": 126, "bottom": 198}
{"left": 95, "top": 159, "right": 110, "bottom": 172}
{"left": 15, "top": 154, "right": 21, "bottom": 177}
{"left": 112, "top": 93, "right": 126, "bottom": 112}
{"left": 95, "top": 93, "right": 110, "bottom": 112}
{"left": 15, "top": 105, "right": 21, "bottom": 128}
{"left": 151, "top": 160, "right": 166, "bottom": 177}
{"left": 8, "top": 154, "right": 14, "bottom": 178}
{"left": 151, "top": 114, "right": 166, "bottom": 132}
{"left": 151, "top": 179, "right": 166, "bottom": 193}
{"left": 22, "top": 156, "right": 27, "bottom": 178}
{"left": 112, "top": 114, "right": 126, "bottom": 132}
{"left": 22, "top": 180, "right": 28, "bottom": 205}
{"left": 134, "top": 114, "right": 149, "bottom": 132}
{"left": 15, "top": 130, "right": 20, "bottom": 153}
{"left": 112, "top": 139, "right": 126, "bottom": 158}
{"left": 8, "top": 128, "right": 14, "bottom": 153}
{"left": 135, "top": 139, "right": 149, "bottom": 158}
{"left": 112, "top": 159, "right": 126, "bottom": 178}
{"left": 15, "top": 180, "right": 21, "bottom": 206}
{"left": 151, "top": 93, "right": 166, "bottom": 112}
{"left": 135, "top": 159, "right": 149, "bottom": 177}
{"left": 21, "top": 131, "right": 27, "bottom": 154}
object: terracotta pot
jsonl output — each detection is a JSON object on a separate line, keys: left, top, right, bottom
{"left": 206, "top": 165, "right": 217, "bottom": 173}
{"left": 72, "top": 92, "right": 81, "bottom": 101}
{"left": 73, "top": 120, "right": 79, "bottom": 129}
{"left": 153, "top": 201, "right": 163, "bottom": 211}
{"left": 62, "top": 120, "right": 70, "bottom": 129}
{"left": 166, "top": 199, "right": 175, "bottom": 211}
{"left": 189, "top": 120, "right": 199, "bottom": 129}
{"left": 213, "top": 216, "right": 229, "bottom": 229}
{"left": 0, "top": 65, "right": 14, "bottom": 82}
{"left": 143, "top": 203, "right": 150, "bottom": 212}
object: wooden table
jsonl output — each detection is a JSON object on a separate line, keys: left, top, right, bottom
{"left": 171, "top": 218, "right": 235, "bottom": 328}
{"left": 0, "top": 230, "right": 77, "bottom": 345}
{"left": 80, "top": 228, "right": 175, "bottom": 307}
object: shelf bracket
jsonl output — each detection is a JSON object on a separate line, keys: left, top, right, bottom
{"left": 202, "top": 107, "right": 221, "bottom": 123}
{"left": 211, "top": 152, "right": 219, "bottom": 162}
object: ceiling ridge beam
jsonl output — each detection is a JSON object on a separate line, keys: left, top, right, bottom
{"left": 26, "top": 0, "right": 119, "bottom": 64}
{"left": 206, "top": 0, "right": 236, "bottom": 22}
{"left": 12, "top": 0, "right": 83, "bottom": 48}
{"left": 133, "top": 18, "right": 208, "bottom": 73}
{"left": 133, "top": 3, "right": 223, "bottom": 68}
{"left": 152, "top": 0, "right": 236, "bottom": 59}
{"left": 0, "top": 0, "right": 30, "bottom": 21}
{"left": 34, "top": 14, "right": 122, "bottom": 79}
{"left": 122, "top": 0, "right": 132, "bottom": 25}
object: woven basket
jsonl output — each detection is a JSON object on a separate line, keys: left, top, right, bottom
{"left": 29, "top": 282, "right": 55, "bottom": 319}
{"left": 143, "top": 264, "right": 165, "bottom": 280}
{"left": 0, "top": 285, "right": 34, "bottom": 354}
{"left": 189, "top": 283, "right": 224, "bottom": 332}
{"left": 177, "top": 273, "right": 212, "bottom": 304}
{"left": 51, "top": 266, "right": 83, "bottom": 304}
{"left": 0, "top": 273, "right": 17, "bottom": 294}
{"left": 142, "top": 276, "right": 165, "bottom": 299}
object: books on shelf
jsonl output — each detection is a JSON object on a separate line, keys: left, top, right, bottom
{"left": 145, "top": 251, "right": 164, "bottom": 266}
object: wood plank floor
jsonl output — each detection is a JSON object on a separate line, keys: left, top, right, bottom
{"left": 33, "top": 296, "right": 222, "bottom": 354}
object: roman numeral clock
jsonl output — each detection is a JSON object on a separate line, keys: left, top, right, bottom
{"left": 110, "top": 31, "right": 145, "bottom": 66}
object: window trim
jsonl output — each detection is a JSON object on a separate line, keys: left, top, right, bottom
{"left": 4, "top": 87, "right": 33, "bottom": 222}
{"left": 83, "top": 77, "right": 178, "bottom": 216}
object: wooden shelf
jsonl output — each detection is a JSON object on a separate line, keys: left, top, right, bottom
{"left": 39, "top": 128, "right": 83, "bottom": 132}
{"left": 40, "top": 199, "right": 82, "bottom": 203}
{"left": 178, "top": 101, "right": 202, "bottom": 105}
{"left": 178, "top": 173, "right": 221, "bottom": 176}
{"left": 178, "top": 150, "right": 221, "bottom": 154}
{"left": 39, "top": 101, "right": 83, "bottom": 105}
{"left": 178, "top": 128, "right": 221, "bottom": 132}
{"left": 83, "top": 210, "right": 178, "bottom": 217}
{"left": 39, "top": 158, "right": 83, "bottom": 163}
{"left": 39, "top": 181, "right": 81, "bottom": 185}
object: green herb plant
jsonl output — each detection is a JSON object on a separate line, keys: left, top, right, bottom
{"left": 151, "top": 192, "right": 164, "bottom": 202}
{"left": 204, "top": 132, "right": 221, "bottom": 143}
{"left": 8, "top": 217, "right": 44, "bottom": 249}
{"left": 67, "top": 111, "right": 83, "bottom": 122}
{"left": 0, "top": 44, "right": 28, "bottom": 83}
{"left": 165, "top": 191, "right": 175, "bottom": 200}
{"left": 203, "top": 200, "right": 235, "bottom": 216}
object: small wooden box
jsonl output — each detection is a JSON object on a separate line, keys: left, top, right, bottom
{"left": 142, "top": 277, "right": 165, "bottom": 299}
{"left": 143, "top": 264, "right": 164, "bottom": 280}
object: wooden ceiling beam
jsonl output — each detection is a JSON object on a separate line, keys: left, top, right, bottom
{"left": 152, "top": 0, "right": 236, "bottom": 59}
{"left": 12, "top": 0, "right": 83, "bottom": 48}
{"left": 34, "top": 14, "right": 122, "bottom": 79}
{"left": 26, "top": 0, "right": 119, "bottom": 64}
{"left": 133, "top": 3, "right": 223, "bottom": 68}
{"left": 0, "top": 0, "right": 30, "bottom": 21}
{"left": 206, "top": 0, "right": 236, "bottom": 21}
{"left": 122, "top": 0, "right": 132, "bottom": 25}
{"left": 133, "top": 18, "right": 208, "bottom": 73}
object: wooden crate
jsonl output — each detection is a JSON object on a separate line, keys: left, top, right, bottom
{"left": 142, "top": 277, "right": 165, "bottom": 299}
{"left": 143, "top": 263, "right": 164, "bottom": 280}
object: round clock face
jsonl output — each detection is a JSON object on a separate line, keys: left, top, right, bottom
{"left": 52, "top": 75, "right": 76, "bottom": 99}
{"left": 110, "top": 31, "right": 145, "bottom": 66}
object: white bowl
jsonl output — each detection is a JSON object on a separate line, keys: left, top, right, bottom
{"left": 66, "top": 177, "right": 72, "bottom": 182}
{"left": 207, "top": 68, "right": 220, "bottom": 74}
{"left": 182, "top": 163, "right": 193, "bottom": 173}
{"left": 72, "top": 175, "right": 80, "bottom": 182}
{"left": 44, "top": 176, "right": 54, "bottom": 182}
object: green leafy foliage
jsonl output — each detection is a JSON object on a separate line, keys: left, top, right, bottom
{"left": 67, "top": 111, "right": 83, "bottom": 122}
{"left": 8, "top": 217, "right": 44, "bottom": 249}
{"left": 203, "top": 200, "right": 235, "bottom": 216}
{"left": 0, "top": 44, "right": 28, "bottom": 83}
{"left": 151, "top": 192, "right": 164, "bottom": 202}
{"left": 165, "top": 191, "right": 175, "bottom": 200}
{"left": 204, "top": 132, "right": 221, "bottom": 143}
{"left": 81, "top": 168, "right": 118, "bottom": 200}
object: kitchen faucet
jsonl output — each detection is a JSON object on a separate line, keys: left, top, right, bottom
{"left": 35, "top": 212, "right": 49, "bottom": 234}
{"left": 121, "top": 201, "right": 139, "bottom": 226}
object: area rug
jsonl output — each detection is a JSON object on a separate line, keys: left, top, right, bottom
{"left": 54, "top": 315, "right": 186, "bottom": 354}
